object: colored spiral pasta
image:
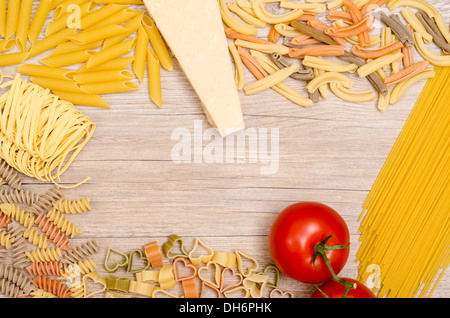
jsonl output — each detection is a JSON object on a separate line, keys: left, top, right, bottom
{"left": 0, "top": 278, "right": 21, "bottom": 297}
{"left": 28, "top": 187, "right": 63, "bottom": 216}
{"left": 30, "top": 275, "right": 72, "bottom": 298}
{"left": 26, "top": 261, "right": 63, "bottom": 276}
{"left": 8, "top": 224, "right": 29, "bottom": 269}
{"left": 0, "top": 230, "right": 14, "bottom": 249}
{"left": 59, "top": 259, "right": 97, "bottom": 281}
{"left": 26, "top": 247, "right": 62, "bottom": 263}
{"left": 63, "top": 240, "right": 99, "bottom": 264}
{"left": 0, "top": 159, "right": 22, "bottom": 190}
{"left": 34, "top": 213, "right": 71, "bottom": 251}
{"left": 46, "top": 208, "right": 83, "bottom": 238}
{"left": 23, "top": 228, "right": 50, "bottom": 249}
{"left": 0, "top": 264, "right": 31, "bottom": 292}
{"left": 0, "top": 189, "right": 40, "bottom": 205}
{"left": 54, "top": 198, "right": 91, "bottom": 214}
{"left": 0, "top": 203, "right": 35, "bottom": 228}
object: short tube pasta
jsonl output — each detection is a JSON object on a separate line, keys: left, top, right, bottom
{"left": 68, "top": 24, "right": 128, "bottom": 45}
{"left": 86, "top": 38, "right": 136, "bottom": 69}
{"left": 15, "top": 0, "right": 33, "bottom": 52}
{"left": 73, "top": 69, "right": 135, "bottom": 84}
{"left": 147, "top": 48, "right": 162, "bottom": 108}
{"left": 133, "top": 25, "right": 149, "bottom": 83}
{"left": 141, "top": 15, "right": 173, "bottom": 71}
{"left": 79, "top": 80, "right": 139, "bottom": 95}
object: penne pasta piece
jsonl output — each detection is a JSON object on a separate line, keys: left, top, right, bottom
{"left": 40, "top": 50, "right": 94, "bottom": 68}
{"left": 0, "top": 0, "right": 5, "bottom": 38}
{"left": 0, "top": 52, "right": 29, "bottom": 67}
{"left": 86, "top": 8, "right": 141, "bottom": 29}
{"left": 147, "top": 48, "right": 162, "bottom": 108}
{"left": 53, "top": 0, "right": 87, "bottom": 20}
{"left": 77, "top": 56, "right": 134, "bottom": 72}
{"left": 29, "top": 77, "right": 84, "bottom": 94}
{"left": 18, "top": 64, "right": 76, "bottom": 81}
{"left": 50, "top": 41, "right": 102, "bottom": 57}
{"left": 79, "top": 80, "right": 139, "bottom": 95}
{"left": 45, "top": 1, "right": 97, "bottom": 36}
{"left": 92, "top": 0, "right": 144, "bottom": 3}
{"left": 5, "top": 0, "right": 20, "bottom": 40}
{"left": 15, "top": 0, "right": 33, "bottom": 52}
{"left": 68, "top": 24, "right": 128, "bottom": 45}
{"left": 73, "top": 69, "right": 135, "bottom": 84}
{"left": 51, "top": 90, "right": 111, "bottom": 108}
{"left": 133, "top": 25, "right": 149, "bottom": 83}
{"left": 86, "top": 38, "right": 136, "bottom": 69}
{"left": 29, "top": 28, "right": 78, "bottom": 58}
{"left": 0, "top": 39, "right": 15, "bottom": 53}
{"left": 28, "top": 0, "right": 54, "bottom": 43}
{"left": 228, "top": 42, "right": 246, "bottom": 90}
{"left": 243, "top": 64, "right": 300, "bottom": 95}
{"left": 80, "top": 4, "right": 129, "bottom": 29}
{"left": 141, "top": 15, "right": 173, "bottom": 71}
{"left": 103, "top": 12, "right": 143, "bottom": 48}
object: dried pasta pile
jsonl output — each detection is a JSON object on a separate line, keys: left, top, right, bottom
{"left": 221, "top": 0, "right": 450, "bottom": 111}
{"left": 0, "top": 73, "right": 95, "bottom": 187}
{"left": 0, "top": 0, "right": 170, "bottom": 108}
{"left": 0, "top": 170, "right": 97, "bottom": 298}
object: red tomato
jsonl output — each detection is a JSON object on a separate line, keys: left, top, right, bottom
{"left": 310, "top": 278, "right": 376, "bottom": 298}
{"left": 269, "top": 202, "right": 350, "bottom": 284}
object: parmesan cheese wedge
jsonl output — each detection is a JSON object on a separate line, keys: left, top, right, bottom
{"left": 143, "top": 0, "right": 245, "bottom": 137}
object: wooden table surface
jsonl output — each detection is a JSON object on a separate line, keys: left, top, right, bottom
{"left": 0, "top": 0, "right": 448, "bottom": 298}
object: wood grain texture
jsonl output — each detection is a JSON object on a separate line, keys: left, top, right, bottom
{"left": 0, "top": 0, "right": 448, "bottom": 298}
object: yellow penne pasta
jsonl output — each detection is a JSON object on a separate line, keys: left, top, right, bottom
{"left": 133, "top": 25, "right": 149, "bottom": 83}
{"left": 5, "top": 0, "right": 20, "bottom": 40}
{"left": 86, "top": 38, "right": 136, "bottom": 69}
{"left": 28, "top": 0, "right": 54, "bottom": 43}
{"left": 53, "top": 0, "right": 87, "bottom": 20}
{"left": 29, "top": 28, "right": 78, "bottom": 58}
{"left": 0, "top": 52, "right": 29, "bottom": 67}
{"left": 46, "top": 1, "right": 97, "bottom": 36}
{"left": 141, "top": 15, "right": 173, "bottom": 71}
{"left": 18, "top": 64, "right": 76, "bottom": 81}
{"left": 92, "top": 0, "right": 143, "bottom": 3}
{"left": 77, "top": 56, "right": 134, "bottom": 72}
{"left": 0, "top": 39, "right": 15, "bottom": 53}
{"left": 15, "top": 0, "right": 34, "bottom": 52}
{"left": 0, "top": 0, "right": 6, "bottom": 37}
{"left": 85, "top": 8, "right": 141, "bottom": 29}
{"left": 103, "top": 12, "right": 143, "bottom": 49}
{"left": 147, "top": 48, "right": 162, "bottom": 108}
{"left": 29, "top": 77, "right": 85, "bottom": 94}
{"left": 68, "top": 24, "right": 128, "bottom": 45}
{"left": 51, "top": 90, "right": 111, "bottom": 108}
{"left": 79, "top": 80, "right": 139, "bottom": 95}
{"left": 80, "top": 3, "right": 129, "bottom": 29}
{"left": 40, "top": 50, "right": 94, "bottom": 68}
{"left": 50, "top": 41, "right": 103, "bottom": 57}
{"left": 73, "top": 69, "right": 135, "bottom": 84}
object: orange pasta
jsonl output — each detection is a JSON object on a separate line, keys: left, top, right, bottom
{"left": 30, "top": 275, "right": 72, "bottom": 298}
{"left": 308, "top": 20, "right": 347, "bottom": 46}
{"left": 384, "top": 60, "right": 430, "bottom": 86}
{"left": 361, "top": 0, "right": 390, "bottom": 16}
{"left": 181, "top": 278, "right": 198, "bottom": 298}
{"left": 224, "top": 28, "right": 271, "bottom": 44}
{"left": 327, "top": 11, "right": 353, "bottom": 24}
{"left": 292, "top": 37, "right": 321, "bottom": 46}
{"left": 143, "top": 241, "right": 164, "bottom": 269}
{"left": 351, "top": 41, "right": 405, "bottom": 59}
{"left": 293, "top": 12, "right": 317, "bottom": 22}
{"left": 268, "top": 24, "right": 281, "bottom": 43}
{"left": 0, "top": 214, "right": 9, "bottom": 229}
{"left": 34, "top": 214, "right": 71, "bottom": 252}
{"left": 288, "top": 45, "right": 345, "bottom": 59}
{"left": 26, "top": 261, "right": 62, "bottom": 276}
{"left": 343, "top": 0, "right": 370, "bottom": 46}
{"left": 237, "top": 46, "right": 268, "bottom": 80}
{"left": 325, "top": 15, "right": 373, "bottom": 38}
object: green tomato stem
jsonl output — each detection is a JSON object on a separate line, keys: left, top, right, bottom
{"left": 313, "top": 235, "right": 356, "bottom": 298}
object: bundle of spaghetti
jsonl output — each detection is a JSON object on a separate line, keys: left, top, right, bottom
{"left": 0, "top": 74, "right": 95, "bottom": 188}
{"left": 356, "top": 66, "right": 450, "bottom": 298}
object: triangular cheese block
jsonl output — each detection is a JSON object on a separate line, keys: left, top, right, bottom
{"left": 143, "top": 0, "right": 245, "bottom": 137}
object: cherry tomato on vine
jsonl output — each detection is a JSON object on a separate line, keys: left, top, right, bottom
{"left": 269, "top": 202, "right": 350, "bottom": 284}
{"left": 310, "top": 278, "right": 376, "bottom": 298}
